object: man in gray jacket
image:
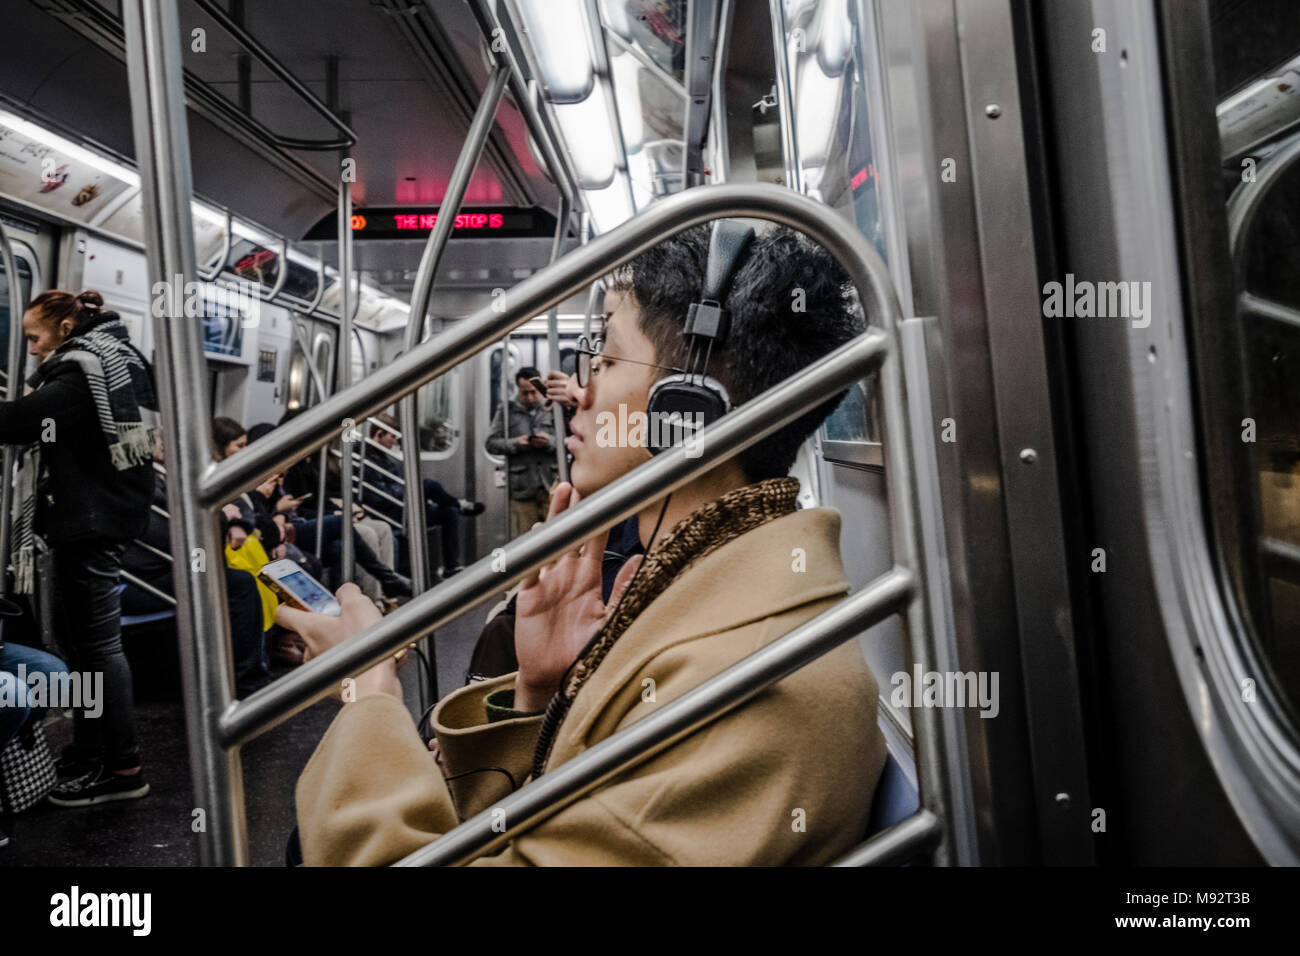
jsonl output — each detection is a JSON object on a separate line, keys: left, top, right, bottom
{"left": 485, "top": 366, "right": 558, "bottom": 536}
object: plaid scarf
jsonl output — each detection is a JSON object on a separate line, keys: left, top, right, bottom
{"left": 10, "top": 315, "right": 159, "bottom": 593}
{"left": 531, "top": 476, "right": 801, "bottom": 777}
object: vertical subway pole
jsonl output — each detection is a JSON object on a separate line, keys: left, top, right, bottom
{"left": 0, "top": 223, "right": 27, "bottom": 643}
{"left": 122, "top": 0, "right": 245, "bottom": 865}
{"left": 546, "top": 195, "right": 571, "bottom": 485}
{"left": 400, "top": 64, "right": 511, "bottom": 596}
{"left": 337, "top": 177, "right": 355, "bottom": 583}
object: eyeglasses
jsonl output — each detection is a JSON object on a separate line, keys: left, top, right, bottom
{"left": 575, "top": 334, "right": 685, "bottom": 388}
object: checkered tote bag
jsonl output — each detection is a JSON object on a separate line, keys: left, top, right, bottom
{"left": 0, "top": 722, "right": 57, "bottom": 813}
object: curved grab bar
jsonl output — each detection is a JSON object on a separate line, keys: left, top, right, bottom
{"left": 191, "top": 0, "right": 358, "bottom": 150}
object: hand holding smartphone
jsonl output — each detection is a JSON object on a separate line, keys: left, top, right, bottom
{"left": 257, "top": 558, "right": 341, "bottom": 616}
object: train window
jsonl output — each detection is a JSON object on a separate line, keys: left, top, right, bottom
{"left": 0, "top": 250, "right": 33, "bottom": 383}
{"left": 416, "top": 368, "right": 460, "bottom": 456}
{"left": 773, "top": 1, "right": 888, "bottom": 464}
{"left": 600, "top": 1, "right": 687, "bottom": 84}
{"left": 286, "top": 350, "right": 308, "bottom": 411}
{"left": 1192, "top": 6, "right": 1300, "bottom": 717}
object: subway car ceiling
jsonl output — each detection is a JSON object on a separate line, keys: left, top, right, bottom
{"left": 0, "top": 0, "right": 586, "bottom": 320}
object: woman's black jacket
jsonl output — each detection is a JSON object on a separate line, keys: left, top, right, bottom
{"left": 0, "top": 359, "right": 153, "bottom": 545}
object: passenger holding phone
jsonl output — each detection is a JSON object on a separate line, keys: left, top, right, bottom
{"left": 485, "top": 366, "right": 558, "bottom": 537}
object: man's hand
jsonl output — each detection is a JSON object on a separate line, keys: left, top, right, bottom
{"left": 227, "top": 526, "right": 247, "bottom": 550}
{"left": 255, "top": 476, "right": 279, "bottom": 498}
{"left": 221, "top": 503, "right": 242, "bottom": 522}
{"left": 276, "top": 582, "right": 400, "bottom": 701}
{"left": 512, "top": 483, "right": 641, "bottom": 712}
{"left": 516, "top": 434, "right": 533, "bottom": 448}
{"left": 545, "top": 371, "right": 577, "bottom": 408}
{"left": 528, "top": 433, "right": 551, "bottom": 449}
{"left": 276, "top": 494, "right": 303, "bottom": 513}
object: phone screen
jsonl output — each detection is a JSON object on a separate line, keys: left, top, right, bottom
{"left": 278, "top": 569, "right": 340, "bottom": 615}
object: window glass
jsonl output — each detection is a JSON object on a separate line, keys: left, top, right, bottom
{"left": 775, "top": 0, "right": 886, "bottom": 459}
{"left": 0, "top": 252, "right": 32, "bottom": 386}
{"left": 1201, "top": 1, "right": 1300, "bottom": 714}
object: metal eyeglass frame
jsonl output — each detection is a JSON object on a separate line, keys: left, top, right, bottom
{"left": 574, "top": 333, "right": 687, "bottom": 388}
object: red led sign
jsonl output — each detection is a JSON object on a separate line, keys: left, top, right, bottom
{"left": 388, "top": 212, "right": 505, "bottom": 231}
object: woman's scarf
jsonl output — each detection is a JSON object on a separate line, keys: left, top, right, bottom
{"left": 10, "top": 314, "right": 159, "bottom": 593}
{"left": 30, "top": 315, "right": 160, "bottom": 469}
{"left": 531, "top": 476, "right": 801, "bottom": 777}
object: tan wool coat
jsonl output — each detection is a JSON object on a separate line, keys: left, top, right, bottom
{"left": 296, "top": 507, "right": 887, "bottom": 865}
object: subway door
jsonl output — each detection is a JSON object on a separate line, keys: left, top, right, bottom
{"left": 241, "top": 305, "right": 292, "bottom": 427}
{"left": 67, "top": 232, "right": 152, "bottom": 355}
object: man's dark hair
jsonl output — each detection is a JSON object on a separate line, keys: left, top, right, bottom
{"left": 516, "top": 366, "right": 542, "bottom": 385}
{"left": 608, "top": 224, "right": 862, "bottom": 480}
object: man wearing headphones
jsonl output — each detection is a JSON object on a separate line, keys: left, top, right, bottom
{"left": 285, "top": 223, "right": 887, "bottom": 865}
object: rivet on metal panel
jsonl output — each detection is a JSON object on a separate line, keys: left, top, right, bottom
{"left": 1019, "top": 448, "right": 1038, "bottom": 464}
{"left": 984, "top": 103, "right": 1002, "bottom": 118}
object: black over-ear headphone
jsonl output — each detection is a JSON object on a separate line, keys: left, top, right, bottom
{"left": 645, "top": 220, "right": 755, "bottom": 455}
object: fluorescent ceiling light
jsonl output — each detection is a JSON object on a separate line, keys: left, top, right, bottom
{"left": 0, "top": 108, "right": 140, "bottom": 187}
{"left": 627, "top": 148, "right": 655, "bottom": 208}
{"left": 513, "top": 0, "right": 594, "bottom": 104}
{"left": 230, "top": 218, "right": 275, "bottom": 246}
{"left": 554, "top": 83, "right": 619, "bottom": 188}
{"left": 609, "top": 46, "right": 644, "bottom": 151}
{"left": 583, "top": 177, "right": 634, "bottom": 234}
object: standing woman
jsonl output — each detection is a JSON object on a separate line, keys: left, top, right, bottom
{"left": 0, "top": 289, "right": 157, "bottom": 805}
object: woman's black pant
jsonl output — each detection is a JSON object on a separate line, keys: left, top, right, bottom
{"left": 54, "top": 537, "right": 141, "bottom": 771}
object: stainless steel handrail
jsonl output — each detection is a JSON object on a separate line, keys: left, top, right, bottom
{"left": 832, "top": 810, "right": 942, "bottom": 867}
{"left": 400, "top": 63, "right": 512, "bottom": 601}
{"left": 396, "top": 567, "right": 914, "bottom": 865}
{"left": 545, "top": 194, "right": 572, "bottom": 485}
{"left": 0, "top": 221, "right": 26, "bottom": 642}
{"left": 191, "top": 0, "right": 359, "bottom": 150}
{"left": 221, "top": 323, "right": 890, "bottom": 745}
{"left": 126, "top": 0, "right": 946, "bottom": 868}
{"left": 121, "top": 569, "right": 178, "bottom": 608}
{"left": 337, "top": 179, "right": 356, "bottom": 584}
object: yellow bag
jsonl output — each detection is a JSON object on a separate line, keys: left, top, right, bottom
{"left": 224, "top": 535, "right": 278, "bottom": 631}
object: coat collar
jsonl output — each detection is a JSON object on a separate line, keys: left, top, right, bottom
{"left": 559, "top": 507, "right": 848, "bottom": 743}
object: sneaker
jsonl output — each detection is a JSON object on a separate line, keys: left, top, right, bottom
{"left": 47, "top": 766, "right": 150, "bottom": 807}
{"left": 458, "top": 499, "right": 486, "bottom": 517}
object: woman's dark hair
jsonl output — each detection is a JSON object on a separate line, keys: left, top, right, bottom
{"left": 211, "top": 416, "right": 246, "bottom": 458}
{"left": 27, "top": 289, "right": 105, "bottom": 332}
{"left": 246, "top": 422, "right": 276, "bottom": 444}
{"left": 607, "top": 225, "right": 862, "bottom": 481}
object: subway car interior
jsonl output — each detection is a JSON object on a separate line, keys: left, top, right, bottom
{"left": 0, "top": 0, "right": 1295, "bottom": 885}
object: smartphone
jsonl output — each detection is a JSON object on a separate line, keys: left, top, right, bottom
{"left": 257, "top": 558, "right": 341, "bottom": 616}
{"left": 528, "top": 376, "right": 546, "bottom": 394}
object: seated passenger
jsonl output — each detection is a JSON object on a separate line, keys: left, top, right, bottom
{"left": 0, "top": 639, "right": 70, "bottom": 844}
{"left": 222, "top": 415, "right": 411, "bottom": 600}
{"left": 364, "top": 412, "right": 484, "bottom": 577}
{"left": 485, "top": 366, "right": 558, "bottom": 537}
{"left": 122, "top": 453, "right": 271, "bottom": 697}
{"left": 284, "top": 225, "right": 885, "bottom": 865}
